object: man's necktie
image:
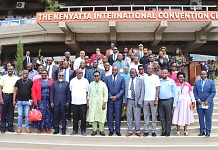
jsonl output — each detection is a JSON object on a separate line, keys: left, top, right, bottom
{"left": 113, "top": 76, "right": 116, "bottom": 86}
{"left": 201, "top": 80, "right": 204, "bottom": 91}
{"left": 113, "top": 54, "right": 116, "bottom": 61}
{"left": 27, "top": 56, "right": 29, "bottom": 63}
{"left": 130, "top": 78, "right": 135, "bottom": 99}
{"left": 48, "top": 65, "right": 50, "bottom": 77}
{"left": 64, "top": 69, "right": 67, "bottom": 81}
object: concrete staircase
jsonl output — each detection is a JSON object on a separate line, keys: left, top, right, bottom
{"left": 1, "top": 87, "right": 218, "bottom": 150}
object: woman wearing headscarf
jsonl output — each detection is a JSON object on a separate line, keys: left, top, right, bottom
{"left": 120, "top": 66, "right": 130, "bottom": 79}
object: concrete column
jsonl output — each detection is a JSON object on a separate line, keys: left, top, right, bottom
{"left": 8, "top": 10, "right": 14, "bottom": 16}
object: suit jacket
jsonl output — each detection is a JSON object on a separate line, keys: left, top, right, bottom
{"left": 104, "top": 75, "right": 125, "bottom": 102}
{"left": 85, "top": 67, "right": 105, "bottom": 83}
{"left": 108, "top": 54, "right": 118, "bottom": 66}
{"left": 135, "top": 50, "right": 144, "bottom": 60}
{"left": 58, "top": 69, "right": 74, "bottom": 81}
{"left": 50, "top": 80, "right": 71, "bottom": 107}
{"left": 44, "top": 65, "right": 58, "bottom": 81}
{"left": 72, "top": 68, "right": 87, "bottom": 78}
{"left": 156, "top": 58, "right": 169, "bottom": 71}
{"left": 193, "top": 79, "right": 216, "bottom": 106}
{"left": 123, "top": 77, "right": 145, "bottom": 106}
{"left": 23, "top": 56, "right": 33, "bottom": 69}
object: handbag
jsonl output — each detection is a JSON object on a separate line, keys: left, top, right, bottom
{"left": 28, "top": 106, "right": 42, "bottom": 122}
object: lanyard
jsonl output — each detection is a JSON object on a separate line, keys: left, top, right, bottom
{"left": 94, "top": 81, "right": 100, "bottom": 93}
{"left": 179, "top": 83, "right": 184, "bottom": 94}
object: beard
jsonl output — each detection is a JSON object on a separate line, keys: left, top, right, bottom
{"left": 59, "top": 79, "right": 63, "bottom": 82}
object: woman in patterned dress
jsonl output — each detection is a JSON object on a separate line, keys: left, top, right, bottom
{"left": 32, "top": 70, "right": 54, "bottom": 134}
{"left": 86, "top": 70, "right": 108, "bottom": 136}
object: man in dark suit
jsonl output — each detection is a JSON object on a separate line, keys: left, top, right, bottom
{"left": 45, "top": 57, "right": 58, "bottom": 81}
{"left": 51, "top": 72, "right": 71, "bottom": 135}
{"left": 59, "top": 61, "right": 74, "bottom": 82}
{"left": 86, "top": 60, "right": 105, "bottom": 83}
{"left": 22, "top": 51, "right": 33, "bottom": 70}
{"left": 194, "top": 70, "right": 216, "bottom": 137}
{"left": 104, "top": 66, "right": 125, "bottom": 136}
{"left": 108, "top": 47, "right": 118, "bottom": 66}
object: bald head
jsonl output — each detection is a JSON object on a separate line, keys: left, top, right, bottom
{"left": 27, "top": 63, "right": 33, "bottom": 72}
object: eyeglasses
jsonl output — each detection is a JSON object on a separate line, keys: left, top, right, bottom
{"left": 94, "top": 75, "right": 100, "bottom": 77}
{"left": 58, "top": 75, "right": 64, "bottom": 76}
{"left": 85, "top": 58, "right": 89, "bottom": 60}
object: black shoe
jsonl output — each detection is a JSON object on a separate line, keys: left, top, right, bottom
{"left": 86, "top": 124, "right": 92, "bottom": 128}
{"left": 205, "top": 132, "right": 210, "bottom": 137}
{"left": 91, "top": 131, "right": 97, "bottom": 136}
{"left": 62, "top": 131, "right": 66, "bottom": 135}
{"left": 116, "top": 132, "right": 121, "bottom": 136}
{"left": 143, "top": 132, "right": 149, "bottom": 137}
{"left": 53, "top": 131, "right": 59, "bottom": 134}
{"left": 109, "top": 132, "right": 113, "bottom": 136}
{"left": 1, "top": 129, "right": 6, "bottom": 133}
{"left": 160, "top": 132, "right": 166, "bottom": 136}
{"left": 198, "top": 132, "right": 205, "bottom": 136}
{"left": 165, "top": 133, "right": 170, "bottom": 136}
{"left": 100, "top": 131, "right": 105, "bottom": 136}
{"left": 8, "top": 129, "right": 15, "bottom": 132}
{"left": 152, "top": 132, "right": 156, "bottom": 137}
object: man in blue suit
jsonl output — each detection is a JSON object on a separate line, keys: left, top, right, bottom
{"left": 104, "top": 66, "right": 125, "bottom": 136}
{"left": 86, "top": 59, "right": 105, "bottom": 83}
{"left": 194, "top": 70, "right": 216, "bottom": 137}
{"left": 59, "top": 61, "right": 74, "bottom": 82}
{"left": 50, "top": 72, "right": 71, "bottom": 135}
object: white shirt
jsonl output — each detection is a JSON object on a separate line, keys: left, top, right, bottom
{"left": 127, "top": 78, "right": 136, "bottom": 99}
{"left": 46, "top": 65, "right": 53, "bottom": 78}
{"left": 26, "top": 55, "right": 30, "bottom": 63}
{"left": 74, "top": 57, "right": 83, "bottom": 70}
{"left": 130, "top": 63, "right": 141, "bottom": 73}
{"left": 63, "top": 69, "right": 70, "bottom": 82}
{"left": 70, "top": 77, "right": 89, "bottom": 105}
{"left": 143, "top": 74, "right": 160, "bottom": 101}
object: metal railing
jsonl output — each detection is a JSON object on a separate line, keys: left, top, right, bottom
{"left": 60, "top": 5, "right": 217, "bottom": 12}
{"left": 0, "top": 18, "right": 36, "bottom": 27}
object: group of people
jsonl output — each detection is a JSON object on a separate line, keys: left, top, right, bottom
{"left": 0, "top": 43, "right": 216, "bottom": 138}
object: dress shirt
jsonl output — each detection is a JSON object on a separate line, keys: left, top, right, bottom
{"left": 130, "top": 63, "right": 141, "bottom": 73}
{"left": 28, "top": 70, "right": 38, "bottom": 80}
{"left": 26, "top": 55, "right": 30, "bottom": 63}
{"left": 47, "top": 65, "right": 53, "bottom": 78}
{"left": 127, "top": 77, "right": 136, "bottom": 99}
{"left": 201, "top": 78, "right": 207, "bottom": 91}
{"left": 0, "top": 75, "right": 19, "bottom": 93}
{"left": 69, "top": 77, "right": 89, "bottom": 105}
{"left": 63, "top": 69, "right": 70, "bottom": 82}
{"left": 159, "top": 77, "right": 178, "bottom": 106}
{"left": 74, "top": 57, "right": 83, "bottom": 70}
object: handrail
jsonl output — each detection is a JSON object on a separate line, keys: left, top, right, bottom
{"left": 0, "top": 18, "right": 36, "bottom": 27}
{"left": 60, "top": 5, "right": 217, "bottom": 12}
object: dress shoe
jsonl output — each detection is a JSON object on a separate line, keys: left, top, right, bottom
{"left": 160, "top": 132, "right": 166, "bottom": 136}
{"left": 116, "top": 132, "right": 121, "bottom": 136}
{"left": 16, "top": 128, "right": 22, "bottom": 133}
{"left": 109, "top": 132, "right": 114, "bottom": 136}
{"left": 205, "top": 132, "right": 210, "bottom": 137}
{"left": 143, "top": 132, "right": 149, "bottom": 137}
{"left": 135, "top": 132, "right": 142, "bottom": 137}
{"left": 46, "top": 129, "right": 50, "bottom": 134}
{"left": 62, "top": 131, "right": 66, "bottom": 135}
{"left": 91, "top": 131, "right": 97, "bottom": 136}
{"left": 53, "top": 131, "right": 59, "bottom": 134}
{"left": 152, "top": 132, "right": 156, "bottom": 137}
{"left": 126, "top": 132, "right": 132, "bottom": 137}
{"left": 86, "top": 124, "right": 92, "bottom": 128}
{"left": 100, "top": 131, "right": 105, "bottom": 136}
{"left": 198, "top": 132, "right": 205, "bottom": 136}
{"left": 8, "top": 129, "right": 15, "bottom": 132}
{"left": 1, "top": 129, "right": 6, "bottom": 133}
{"left": 165, "top": 133, "right": 170, "bottom": 137}
{"left": 26, "top": 128, "right": 31, "bottom": 134}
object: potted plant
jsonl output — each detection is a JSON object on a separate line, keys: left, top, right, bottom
{"left": 14, "top": 37, "right": 24, "bottom": 76}
{"left": 42, "top": 0, "right": 65, "bottom": 12}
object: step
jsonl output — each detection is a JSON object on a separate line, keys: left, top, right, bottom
{"left": 10, "top": 125, "right": 218, "bottom": 135}
{"left": 1, "top": 134, "right": 218, "bottom": 150}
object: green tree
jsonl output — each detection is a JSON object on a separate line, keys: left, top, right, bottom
{"left": 42, "top": 0, "right": 65, "bottom": 12}
{"left": 14, "top": 37, "right": 24, "bottom": 75}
